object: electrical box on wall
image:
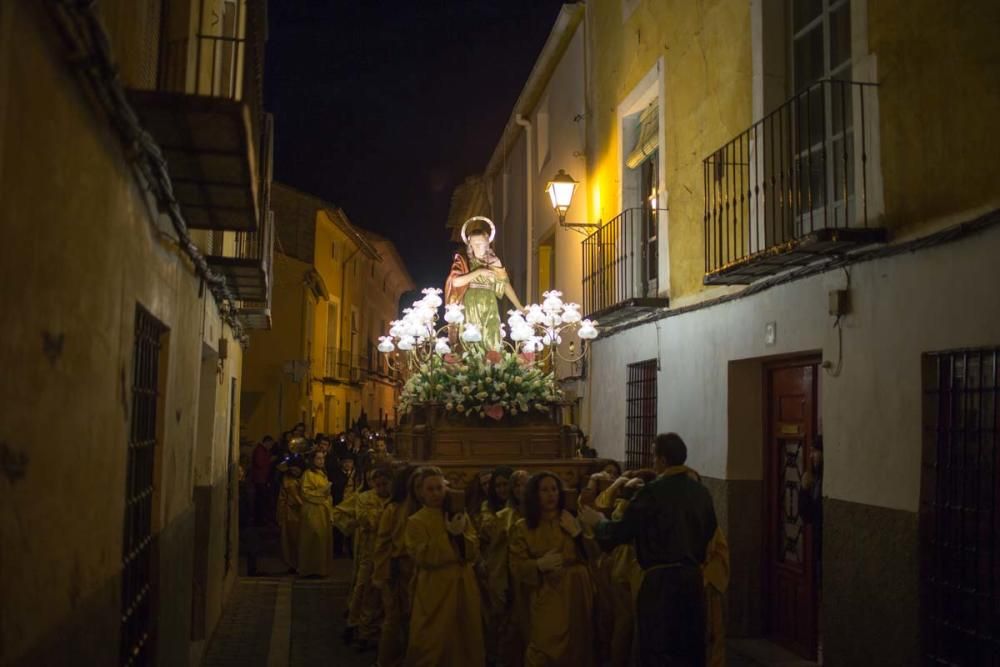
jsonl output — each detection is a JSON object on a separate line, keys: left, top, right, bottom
{"left": 828, "top": 289, "right": 850, "bottom": 317}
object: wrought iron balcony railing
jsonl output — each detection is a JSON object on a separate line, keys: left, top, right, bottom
{"left": 703, "top": 79, "right": 885, "bottom": 284}
{"left": 581, "top": 207, "right": 669, "bottom": 323}
{"left": 323, "top": 348, "right": 374, "bottom": 384}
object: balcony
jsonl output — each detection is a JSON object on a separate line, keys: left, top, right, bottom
{"left": 127, "top": 0, "right": 265, "bottom": 232}
{"left": 703, "top": 79, "right": 885, "bottom": 285}
{"left": 323, "top": 349, "right": 371, "bottom": 385}
{"left": 581, "top": 208, "right": 670, "bottom": 326}
{"left": 206, "top": 207, "right": 273, "bottom": 306}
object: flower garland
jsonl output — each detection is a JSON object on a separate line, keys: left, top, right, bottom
{"left": 398, "top": 348, "right": 561, "bottom": 420}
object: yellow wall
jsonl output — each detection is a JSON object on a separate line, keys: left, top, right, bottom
{"left": 587, "top": 0, "right": 752, "bottom": 300}
{"left": 586, "top": 0, "right": 1000, "bottom": 301}
{"left": 1, "top": 1, "right": 244, "bottom": 664}
{"left": 867, "top": 0, "right": 1000, "bottom": 230}
{"left": 243, "top": 252, "right": 310, "bottom": 440}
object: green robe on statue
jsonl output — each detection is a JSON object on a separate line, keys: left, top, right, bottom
{"left": 445, "top": 253, "right": 507, "bottom": 352}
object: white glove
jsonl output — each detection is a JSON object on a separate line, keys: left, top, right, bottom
{"left": 559, "top": 509, "right": 582, "bottom": 537}
{"left": 578, "top": 504, "right": 604, "bottom": 529}
{"left": 445, "top": 512, "right": 468, "bottom": 536}
{"left": 536, "top": 549, "right": 564, "bottom": 573}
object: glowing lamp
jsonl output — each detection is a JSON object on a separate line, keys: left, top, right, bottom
{"left": 545, "top": 169, "right": 579, "bottom": 223}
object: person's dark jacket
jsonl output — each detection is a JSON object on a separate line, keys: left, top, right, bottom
{"left": 595, "top": 466, "right": 717, "bottom": 569}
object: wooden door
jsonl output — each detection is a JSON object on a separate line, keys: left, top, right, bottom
{"left": 764, "top": 361, "right": 819, "bottom": 659}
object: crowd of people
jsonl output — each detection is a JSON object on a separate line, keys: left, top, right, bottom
{"left": 239, "top": 427, "right": 730, "bottom": 667}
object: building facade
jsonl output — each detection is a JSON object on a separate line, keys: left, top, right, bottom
{"left": 0, "top": 0, "right": 273, "bottom": 665}
{"left": 462, "top": 0, "right": 1000, "bottom": 663}
{"left": 241, "top": 184, "right": 413, "bottom": 442}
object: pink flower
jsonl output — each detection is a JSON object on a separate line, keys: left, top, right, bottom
{"left": 443, "top": 353, "right": 460, "bottom": 364}
{"left": 485, "top": 350, "right": 502, "bottom": 365}
{"left": 518, "top": 352, "right": 535, "bottom": 365}
{"left": 485, "top": 404, "right": 505, "bottom": 421}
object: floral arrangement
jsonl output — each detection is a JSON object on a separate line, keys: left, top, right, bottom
{"left": 397, "top": 347, "right": 560, "bottom": 419}
{"left": 381, "top": 287, "right": 598, "bottom": 421}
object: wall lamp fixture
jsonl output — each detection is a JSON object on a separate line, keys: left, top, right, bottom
{"left": 545, "top": 169, "right": 600, "bottom": 234}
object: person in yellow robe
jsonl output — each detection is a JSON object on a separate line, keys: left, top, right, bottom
{"left": 489, "top": 469, "right": 530, "bottom": 667}
{"left": 703, "top": 526, "right": 730, "bottom": 666}
{"left": 404, "top": 466, "right": 484, "bottom": 667}
{"left": 276, "top": 462, "right": 304, "bottom": 572}
{"left": 345, "top": 466, "right": 392, "bottom": 651}
{"left": 373, "top": 465, "right": 417, "bottom": 667}
{"left": 477, "top": 466, "right": 512, "bottom": 661}
{"left": 509, "top": 472, "right": 596, "bottom": 667}
{"left": 297, "top": 450, "right": 335, "bottom": 577}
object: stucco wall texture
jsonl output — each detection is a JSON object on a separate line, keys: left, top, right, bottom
{"left": 588, "top": 0, "right": 753, "bottom": 300}
{"left": 1, "top": 2, "right": 243, "bottom": 664}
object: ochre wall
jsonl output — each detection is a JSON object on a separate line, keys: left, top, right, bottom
{"left": 587, "top": 0, "right": 752, "bottom": 300}
{"left": 868, "top": 0, "right": 1000, "bottom": 230}
{"left": 0, "top": 2, "right": 243, "bottom": 664}
{"left": 243, "top": 252, "right": 310, "bottom": 441}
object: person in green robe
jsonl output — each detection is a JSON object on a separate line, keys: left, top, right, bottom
{"left": 445, "top": 217, "right": 524, "bottom": 352}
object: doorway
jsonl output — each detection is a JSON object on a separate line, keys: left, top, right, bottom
{"left": 763, "top": 358, "right": 821, "bottom": 659}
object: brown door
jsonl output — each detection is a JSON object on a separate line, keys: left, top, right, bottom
{"left": 764, "top": 361, "right": 819, "bottom": 659}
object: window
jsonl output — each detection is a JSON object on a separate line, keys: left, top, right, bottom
{"left": 619, "top": 64, "right": 663, "bottom": 298}
{"left": 625, "top": 360, "right": 658, "bottom": 469}
{"left": 121, "top": 306, "right": 168, "bottom": 666}
{"left": 791, "top": 0, "right": 855, "bottom": 224}
{"left": 223, "top": 377, "right": 236, "bottom": 574}
{"left": 326, "top": 302, "right": 339, "bottom": 377}
{"left": 920, "top": 348, "right": 999, "bottom": 664}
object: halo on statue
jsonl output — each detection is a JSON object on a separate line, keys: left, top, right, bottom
{"left": 460, "top": 216, "right": 496, "bottom": 244}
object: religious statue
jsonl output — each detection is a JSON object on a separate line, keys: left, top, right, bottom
{"left": 444, "top": 217, "right": 525, "bottom": 351}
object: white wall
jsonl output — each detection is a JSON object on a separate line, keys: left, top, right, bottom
{"left": 529, "top": 25, "right": 588, "bottom": 308}
{"left": 589, "top": 222, "right": 1000, "bottom": 513}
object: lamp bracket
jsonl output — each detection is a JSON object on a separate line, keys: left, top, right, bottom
{"left": 559, "top": 218, "right": 602, "bottom": 235}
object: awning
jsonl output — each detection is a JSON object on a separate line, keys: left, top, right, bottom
{"left": 625, "top": 102, "right": 659, "bottom": 169}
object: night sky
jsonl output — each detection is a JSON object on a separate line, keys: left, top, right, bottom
{"left": 264, "top": 1, "right": 567, "bottom": 290}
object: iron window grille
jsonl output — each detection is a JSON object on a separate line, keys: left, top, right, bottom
{"left": 121, "top": 307, "right": 167, "bottom": 666}
{"left": 920, "top": 348, "right": 999, "bottom": 664}
{"left": 626, "top": 360, "right": 658, "bottom": 469}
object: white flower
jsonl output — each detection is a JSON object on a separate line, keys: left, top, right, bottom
{"left": 397, "top": 335, "right": 416, "bottom": 351}
{"left": 561, "top": 303, "right": 582, "bottom": 323}
{"left": 444, "top": 303, "right": 465, "bottom": 324}
{"left": 510, "top": 322, "right": 534, "bottom": 342}
{"left": 522, "top": 337, "right": 542, "bottom": 353}
{"left": 542, "top": 312, "right": 562, "bottom": 327}
{"left": 377, "top": 336, "right": 395, "bottom": 353}
{"left": 525, "top": 304, "right": 545, "bottom": 325}
{"left": 460, "top": 323, "right": 482, "bottom": 343}
{"left": 578, "top": 319, "right": 599, "bottom": 340}
{"left": 542, "top": 290, "right": 564, "bottom": 313}
{"left": 434, "top": 338, "right": 452, "bottom": 355}
{"left": 388, "top": 320, "right": 405, "bottom": 337}
{"left": 421, "top": 287, "right": 444, "bottom": 308}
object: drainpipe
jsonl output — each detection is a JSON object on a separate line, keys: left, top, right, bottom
{"left": 515, "top": 114, "right": 533, "bottom": 301}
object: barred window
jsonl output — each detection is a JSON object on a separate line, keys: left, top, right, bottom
{"left": 121, "top": 307, "right": 167, "bottom": 666}
{"left": 625, "top": 359, "right": 658, "bottom": 469}
{"left": 920, "top": 348, "right": 999, "bottom": 665}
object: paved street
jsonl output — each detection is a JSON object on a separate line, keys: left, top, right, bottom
{"left": 201, "top": 546, "right": 809, "bottom": 667}
{"left": 202, "top": 569, "right": 370, "bottom": 667}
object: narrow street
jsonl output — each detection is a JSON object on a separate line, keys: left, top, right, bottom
{"left": 202, "top": 555, "right": 366, "bottom": 667}
{"left": 200, "top": 538, "right": 808, "bottom": 667}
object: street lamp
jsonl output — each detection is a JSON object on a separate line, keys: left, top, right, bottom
{"left": 545, "top": 169, "right": 599, "bottom": 233}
